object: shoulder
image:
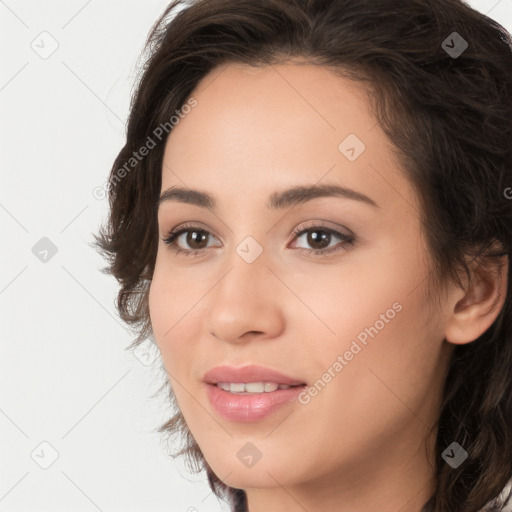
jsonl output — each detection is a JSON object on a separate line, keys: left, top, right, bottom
{"left": 480, "top": 477, "right": 512, "bottom": 512}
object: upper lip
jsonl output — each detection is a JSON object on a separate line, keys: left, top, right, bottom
{"left": 203, "top": 364, "right": 306, "bottom": 386}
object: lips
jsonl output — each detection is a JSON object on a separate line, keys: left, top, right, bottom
{"left": 206, "top": 384, "right": 306, "bottom": 422}
{"left": 202, "top": 364, "right": 307, "bottom": 386}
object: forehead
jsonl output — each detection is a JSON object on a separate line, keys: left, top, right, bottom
{"left": 166, "top": 60, "right": 377, "bottom": 156}
{"left": 161, "top": 61, "right": 417, "bottom": 214}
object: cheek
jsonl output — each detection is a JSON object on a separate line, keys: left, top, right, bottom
{"left": 148, "top": 253, "right": 211, "bottom": 389}
{"left": 149, "top": 251, "right": 195, "bottom": 338}
{"left": 148, "top": 258, "right": 191, "bottom": 370}
{"left": 148, "top": 259, "right": 169, "bottom": 341}
{"left": 277, "top": 268, "right": 442, "bottom": 475}
{"left": 325, "top": 288, "right": 441, "bottom": 438}
{"left": 288, "top": 253, "right": 422, "bottom": 354}
{"left": 294, "top": 240, "right": 440, "bottom": 405}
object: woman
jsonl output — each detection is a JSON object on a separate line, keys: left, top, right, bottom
{"left": 95, "top": 0, "right": 512, "bottom": 510}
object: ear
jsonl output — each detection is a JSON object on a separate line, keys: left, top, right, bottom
{"left": 444, "top": 253, "right": 509, "bottom": 345}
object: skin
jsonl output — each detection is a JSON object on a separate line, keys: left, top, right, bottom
{"left": 148, "top": 60, "right": 508, "bottom": 512}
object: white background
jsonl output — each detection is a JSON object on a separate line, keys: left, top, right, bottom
{"left": 1, "top": 1, "right": 511, "bottom": 511}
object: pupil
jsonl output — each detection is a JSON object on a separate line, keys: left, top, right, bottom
{"left": 187, "top": 230, "right": 208, "bottom": 249}
{"left": 308, "top": 230, "right": 330, "bottom": 249}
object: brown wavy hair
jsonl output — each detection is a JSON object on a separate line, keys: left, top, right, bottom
{"left": 94, "top": 0, "right": 512, "bottom": 510}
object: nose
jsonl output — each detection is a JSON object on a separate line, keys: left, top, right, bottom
{"left": 206, "top": 249, "right": 285, "bottom": 344}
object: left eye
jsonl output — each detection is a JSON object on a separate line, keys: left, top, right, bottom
{"left": 289, "top": 226, "right": 355, "bottom": 255}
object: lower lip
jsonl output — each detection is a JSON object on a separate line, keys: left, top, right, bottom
{"left": 205, "top": 383, "right": 306, "bottom": 422}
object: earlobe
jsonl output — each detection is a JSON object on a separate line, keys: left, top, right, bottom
{"left": 444, "top": 255, "right": 508, "bottom": 346}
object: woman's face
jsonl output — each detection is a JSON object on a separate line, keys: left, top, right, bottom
{"left": 149, "top": 61, "right": 453, "bottom": 495}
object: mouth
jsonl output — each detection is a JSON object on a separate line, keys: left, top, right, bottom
{"left": 205, "top": 378, "right": 308, "bottom": 422}
{"left": 202, "top": 365, "right": 307, "bottom": 421}
{"left": 212, "top": 382, "right": 306, "bottom": 394}
{"left": 202, "top": 364, "right": 307, "bottom": 390}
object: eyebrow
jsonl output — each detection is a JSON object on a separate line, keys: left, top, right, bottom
{"left": 157, "top": 183, "right": 379, "bottom": 210}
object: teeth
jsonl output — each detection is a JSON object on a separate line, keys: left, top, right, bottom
{"left": 246, "top": 382, "right": 266, "bottom": 393}
{"left": 217, "top": 382, "right": 294, "bottom": 393}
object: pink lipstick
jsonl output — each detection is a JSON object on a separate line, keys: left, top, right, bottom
{"left": 203, "top": 364, "right": 307, "bottom": 422}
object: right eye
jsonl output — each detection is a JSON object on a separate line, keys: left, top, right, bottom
{"left": 162, "top": 223, "right": 221, "bottom": 257}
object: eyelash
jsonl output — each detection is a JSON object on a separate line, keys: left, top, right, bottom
{"left": 161, "top": 221, "right": 355, "bottom": 258}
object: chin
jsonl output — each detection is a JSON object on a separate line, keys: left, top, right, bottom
{"left": 205, "top": 453, "right": 306, "bottom": 490}
{"left": 220, "top": 470, "right": 291, "bottom": 490}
